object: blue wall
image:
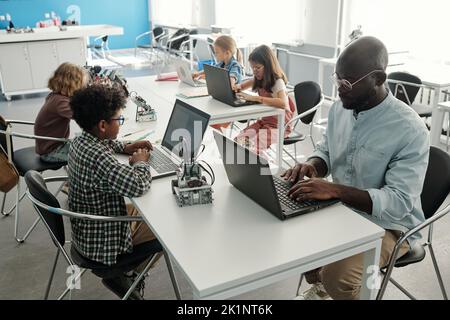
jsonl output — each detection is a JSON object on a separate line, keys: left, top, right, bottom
{"left": 0, "top": 0, "right": 150, "bottom": 49}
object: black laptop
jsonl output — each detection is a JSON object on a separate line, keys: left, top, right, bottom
{"left": 213, "top": 131, "right": 339, "bottom": 220}
{"left": 204, "top": 64, "right": 259, "bottom": 107}
{"left": 147, "top": 99, "right": 210, "bottom": 179}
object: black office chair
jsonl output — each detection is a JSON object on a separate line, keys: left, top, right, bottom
{"left": 0, "top": 115, "right": 67, "bottom": 243}
{"left": 387, "top": 72, "right": 432, "bottom": 120}
{"left": 376, "top": 146, "right": 449, "bottom": 300}
{"left": 282, "top": 81, "right": 323, "bottom": 164}
{"left": 24, "top": 171, "right": 181, "bottom": 300}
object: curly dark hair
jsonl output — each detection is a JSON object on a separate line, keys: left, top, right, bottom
{"left": 70, "top": 83, "right": 127, "bottom": 131}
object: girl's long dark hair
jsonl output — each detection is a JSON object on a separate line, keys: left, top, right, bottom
{"left": 249, "top": 45, "right": 288, "bottom": 92}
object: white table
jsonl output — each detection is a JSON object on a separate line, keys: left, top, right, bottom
{"left": 126, "top": 76, "right": 285, "bottom": 169}
{"left": 131, "top": 146, "right": 385, "bottom": 300}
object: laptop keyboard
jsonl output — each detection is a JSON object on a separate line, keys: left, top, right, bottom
{"left": 149, "top": 148, "right": 179, "bottom": 173}
{"left": 273, "top": 178, "right": 320, "bottom": 211}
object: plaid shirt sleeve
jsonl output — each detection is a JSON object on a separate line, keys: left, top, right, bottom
{"left": 108, "top": 140, "right": 127, "bottom": 154}
{"left": 95, "top": 150, "right": 152, "bottom": 199}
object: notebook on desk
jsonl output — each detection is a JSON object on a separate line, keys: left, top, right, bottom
{"left": 213, "top": 131, "right": 339, "bottom": 220}
{"left": 176, "top": 87, "right": 209, "bottom": 99}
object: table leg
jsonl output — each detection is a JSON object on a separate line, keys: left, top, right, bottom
{"left": 277, "top": 111, "right": 285, "bottom": 173}
{"left": 189, "top": 38, "right": 194, "bottom": 70}
{"left": 430, "top": 87, "right": 444, "bottom": 146}
{"left": 360, "top": 238, "right": 382, "bottom": 300}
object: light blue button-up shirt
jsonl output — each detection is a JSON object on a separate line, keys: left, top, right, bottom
{"left": 310, "top": 92, "right": 430, "bottom": 244}
{"left": 215, "top": 57, "right": 243, "bottom": 84}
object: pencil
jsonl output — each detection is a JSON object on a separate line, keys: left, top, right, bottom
{"left": 132, "top": 130, "right": 155, "bottom": 142}
{"left": 121, "top": 128, "right": 147, "bottom": 138}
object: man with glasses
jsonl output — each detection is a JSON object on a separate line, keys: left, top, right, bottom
{"left": 283, "top": 36, "right": 429, "bottom": 300}
{"left": 68, "top": 84, "right": 158, "bottom": 300}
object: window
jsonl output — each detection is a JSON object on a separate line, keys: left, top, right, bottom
{"left": 215, "top": 0, "right": 304, "bottom": 45}
{"left": 343, "top": 0, "right": 450, "bottom": 63}
{"left": 150, "top": 0, "right": 193, "bottom": 27}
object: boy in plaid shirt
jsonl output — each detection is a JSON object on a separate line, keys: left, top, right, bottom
{"left": 69, "top": 84, "right": 158, "bottom": 299}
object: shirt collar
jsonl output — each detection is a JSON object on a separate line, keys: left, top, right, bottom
{"left": 82, "top": 130, "right": 101, "bottom": 143}
{"left": 353, "top": 91, "right": 394, "bottom": 119}
{"left": 221, "top": 57, "right": 237, "bottom": 68}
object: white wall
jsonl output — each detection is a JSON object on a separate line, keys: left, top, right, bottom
{"left": 303, "top": 0, "right": 341, "bottom": 47}
{"left": 191, "top": 0, "right": 216, "bottom": 28}
{"left": 215, "top": 0, "right": 304, "bottom": 45}
{"left": 150, "top": 0, "right": 193, "bottom": 27}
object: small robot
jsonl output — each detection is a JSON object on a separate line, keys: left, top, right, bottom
{"left": 132, "top": 92, "right": 157, "bottom": 122}
{"left": 171, "top": 138, "right": 213, "bottom": 207}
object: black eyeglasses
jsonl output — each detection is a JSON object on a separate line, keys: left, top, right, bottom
{"left": 110, "top": 115, "right": 125, "bottom": 126}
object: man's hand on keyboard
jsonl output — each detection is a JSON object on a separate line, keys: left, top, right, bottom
{"left": 288, "top": 178, "right": 338, "bottom": 202}
{"left": 124, "top": 140, "right": 153, "bottom": 155}
{"left": 281, "top": 162, "right": 318, "bottom": 183}
{"left": 129, "top": 148, "right": 150, "bottom": 166}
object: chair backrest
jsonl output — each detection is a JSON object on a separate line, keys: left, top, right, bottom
{"left": 294, "top": 81, "right": 322, "bottom": 124}
{"left": 421, "top": 146, "right": 450, "bottom": 219}
{"left": 152, "top": 26, "right": 164, "bottom": 43}
{"left": 0, "top": 115, "right": 13, "bottom": 162}
{"left": 387, "top": 72, "right": 422, "bottom": 106}
{"left": 24, "top": 170, "right": 65, "bottom": 246}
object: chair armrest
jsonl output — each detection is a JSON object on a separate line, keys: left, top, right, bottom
{"left": 93, "top": 35, "right": 107, "bottom": 42}
{"left": 167, "top": 34, "right": 189, "bottom": 51}
{"left": 285, "top": 95, "right": 324, "bottom": 130}
{"left": 385, "top": 202, "right": 450, "bottom": 270}
{"left": 154, "top": 32, "right": 168, "bottom": 42}
{"left": 6, "top": 120, "right": 35, "bottom": 126}
{"left": 135, "top": 31, "right": 152, "bottom": 41}
{"left": 43, "top": 176, "right": 68, "bottom": 183}
{"left": 386, "top": 79, "right": 426, "bottom": 89}
{"left": 27, "top": 189, "right": 143, "bottom": 223}
{"left": 0, "top": 129, "right": 69, "bottom": 142}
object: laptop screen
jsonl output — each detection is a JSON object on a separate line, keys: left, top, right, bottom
{"left": 162, "top": 99, "right": 211, "bottom": 159}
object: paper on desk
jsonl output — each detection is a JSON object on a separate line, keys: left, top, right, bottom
{"left": 176, "top": 87, "right": 209, "bottom": 98}
{"left": 156, "top": 72, "right": 179, "bottom": 81}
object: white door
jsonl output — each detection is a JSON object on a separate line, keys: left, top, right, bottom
{"left": 56, "top": 38, "right": 86, "bottom": 67}
{"left": 0, "top": 43, "right": 34, "bottom": 93}
{"left": 27, "top": 41, "right": 59, "bottom": 89}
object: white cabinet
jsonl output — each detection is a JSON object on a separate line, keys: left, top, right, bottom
{"left": 0, "top": 38, "right": 86, "bottom": 100}
{"left": 27, "top": 41, "right": 59, "bottom": 89}
{"left": 0, "top": 43, "right": 34, "bottom": 92}
{"left": 56, "top": 38, "right": 86, "bottom": 66}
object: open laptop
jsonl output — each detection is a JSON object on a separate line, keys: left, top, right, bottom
{"left": 175, "top": 60, "right": 206, "bottom": 87}
{"left": 203, "top": 64, "right": 260, "bottom": 107}
{"left": 213, "top": 131, "right": 339, "bottom": 220}
{"left": 148, "top": 99, "right": 210, "bottom": 179}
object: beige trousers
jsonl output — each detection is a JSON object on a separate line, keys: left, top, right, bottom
{"left": 127, "top": 204, "right": 161, "bottom": 272}
{"left": 305, "top": 230, "right": 410, "bottom": 300}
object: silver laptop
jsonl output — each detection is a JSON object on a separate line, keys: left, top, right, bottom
{"left": 148, "top": 99, "right": 210, "bottom": 179}
{"left": 213, "top": 131, "right": 339, "bottom": 220}
{"left": 175, "top": 60, "right": 206, "bottom": 87}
